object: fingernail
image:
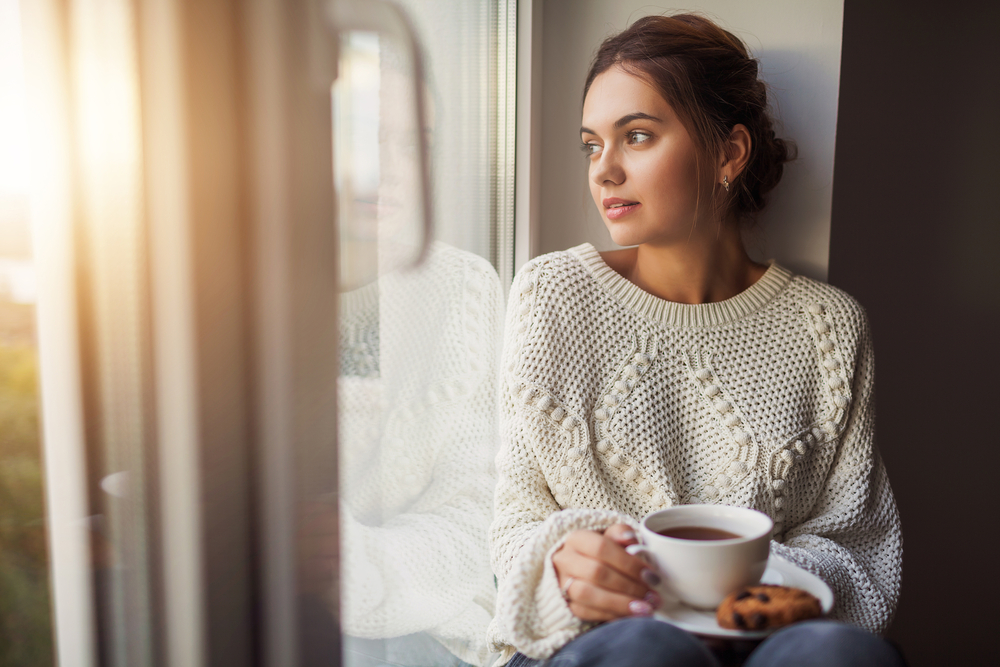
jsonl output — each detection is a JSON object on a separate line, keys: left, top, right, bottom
{"left": 644, "top": 591, "right": 662, "bottom": 608}
{"left": 629, "top": 600, "right": 653, "bottom": 616}
{"left": 641, "top": 569, "right": 661, "bottom": 587}
{"left": 621, "top": 530, "right": 636, "bottom": 541}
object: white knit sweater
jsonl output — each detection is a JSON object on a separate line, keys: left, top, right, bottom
{"left": 487, "top": 244, "right": 902, "bottom": 663}
{"left": 338, "top": 244, "right": 504, "bottom": 666}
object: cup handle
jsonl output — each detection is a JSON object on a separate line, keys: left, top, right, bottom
{"left": 626, "top": 544, "right": 681, "bottom": 607}
{"left": 625, "top": 543, "right": 652, "bottom": 561}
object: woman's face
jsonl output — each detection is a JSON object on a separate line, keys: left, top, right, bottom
{"left": 581, "top": 67, "right": 710, "bottom": 248}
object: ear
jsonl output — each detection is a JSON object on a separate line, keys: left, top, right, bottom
{"left": 718, "top": 123, "right": 752, "bottom": 183}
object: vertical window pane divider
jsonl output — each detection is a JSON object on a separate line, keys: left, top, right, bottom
{"left": 243, "top": 3, "right": 298, "bottom": 666}
{"left": 138, "top": 0, "right": 206, "bottom": 664}
{"left": 514, "top": 0, "right": 542, "bottom": 273}
{"left": 493, "top": 0, "right": 517, "bottom": 292}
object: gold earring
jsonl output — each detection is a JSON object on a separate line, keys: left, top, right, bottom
{"left": 723, "top": 175, "right": 730, "bottom": 192}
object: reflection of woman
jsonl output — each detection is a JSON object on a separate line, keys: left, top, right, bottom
{"left": 337, "top": 243, "right": 504, "bottom": 667}
{"left": 488, "top": 15, "right": 904, "bottom": 667}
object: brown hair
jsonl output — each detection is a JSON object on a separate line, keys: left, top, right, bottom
{"left": 583, "top": 14, "right": 795, "bottom": 224}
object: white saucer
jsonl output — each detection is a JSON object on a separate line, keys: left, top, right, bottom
{"left": 652, "top": 556, "right": 834, "bottom": 639}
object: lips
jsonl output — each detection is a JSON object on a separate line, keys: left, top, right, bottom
{"left": 603, "top": 197, "right": 640, "bottom": 220}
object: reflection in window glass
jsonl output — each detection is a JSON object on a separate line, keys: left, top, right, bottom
{"left": 334, "top": 31, "right": 381, "bottom": 294}
{"left": 331, "top": 2, "right": 509, "bottom": 665}
{"left": 0, "top": 0, "right": 53, "bottom": 663}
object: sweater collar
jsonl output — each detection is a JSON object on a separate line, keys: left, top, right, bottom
{"left": 339, "top": 279, "right": 380, "bottom": 318}
{"left": 570, "top": 243, "right": 793, "bottom": 327}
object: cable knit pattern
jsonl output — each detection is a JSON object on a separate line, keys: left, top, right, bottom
{"left": 339, "top": 244, "right": 504, "bottom": 666}
{"left": 487, "top": 244, "right": 902, "bottom": 663}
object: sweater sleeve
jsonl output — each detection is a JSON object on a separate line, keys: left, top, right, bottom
{"left": 486, "top": 267, "right": 635, "bottom": 660}
{"left": 770, "top": 309, "right": 902, "bottom": 634}
{"left": 338, "top": 436, "right": 496, "bottom": 636}
{"left": 337, "top": 251, "right": 503, "bottom": 666}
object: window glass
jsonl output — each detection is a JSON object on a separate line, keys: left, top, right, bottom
{"left": 332, "top": 3, "right": 509, "bottom": 665}
{"left": 0, "top": 0, "right": 54, "bottom": 663}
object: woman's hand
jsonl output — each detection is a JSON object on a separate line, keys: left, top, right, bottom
{"left": 551, "top": 523, "right": 662, "bottom": 621}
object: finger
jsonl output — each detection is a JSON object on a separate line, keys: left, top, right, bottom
{"left": 562, "top": 578, "right": 641, "bottom": 623}
{"left": 603, "top": 523, "right": 639, "bottom": 546}
{"left": 568, "top": 578, "right": 657, "bottom": 619}
{"left": 557, "top": 550, "right": 648, "bottom": 600}
{"left": 567, "top": 601, "right": 621, "bottom": 623}
{"left": 566, "top": 531, "right": 649, "bottom": 584}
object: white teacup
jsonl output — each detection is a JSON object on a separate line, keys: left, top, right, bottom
{"left": 626, "top": 505, "right": 773, "bottom": 610}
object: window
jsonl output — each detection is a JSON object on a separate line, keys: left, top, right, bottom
{"left": 15, "top": 0, "right": 517, "bottom": 665}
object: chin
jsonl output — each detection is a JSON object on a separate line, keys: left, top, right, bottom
{"left": 605, "top": 224, "right": 648, "bottom": 248}
{"left": 606, "top": 220, "right": 698, "bottom": 249}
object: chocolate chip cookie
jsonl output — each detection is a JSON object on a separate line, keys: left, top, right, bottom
{"left": 716, "top": 584, "right": 822, "bottom": 631}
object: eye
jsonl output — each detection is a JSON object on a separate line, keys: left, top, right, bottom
{"left": 580, "top": 142, "right": 602, "bottom": 157}
{"left": 627, "top": 130, "right": 652, "bottom": 146}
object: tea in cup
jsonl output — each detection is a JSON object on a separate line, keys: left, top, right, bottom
{"left": 626, "top": 505, "right": 773, "bottom": 610}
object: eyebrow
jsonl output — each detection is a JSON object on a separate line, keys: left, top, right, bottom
{"left": 580, "top": 112, "right": 663, "bottom": 136}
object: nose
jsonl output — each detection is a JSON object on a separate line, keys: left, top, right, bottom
{"left": 590, "top": 146, "right": 625, "bottom": 187}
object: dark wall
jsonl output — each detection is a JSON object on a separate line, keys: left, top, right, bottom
{"left": 829, "top": 1, "right": 1000, "bottom": 664}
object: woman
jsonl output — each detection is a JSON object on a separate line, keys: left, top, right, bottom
{"left": 486, "top": 14, "right": 903, "bottom": 667}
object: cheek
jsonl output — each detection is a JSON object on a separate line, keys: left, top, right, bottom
{"left": 648, "top": 153, "right": 700, "bottom": 202}
{"left": 678, "top": 148, "right": 705, "bottom": 190}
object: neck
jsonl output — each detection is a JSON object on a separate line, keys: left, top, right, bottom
{"left": 611, "top": 227, "right": 766, "bottom": 304}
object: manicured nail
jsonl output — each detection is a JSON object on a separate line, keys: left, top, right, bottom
{"left": 644, "top": 591, "right": 662, "bottom": 608}
{"left": 621, "top": 530, "right": 636, "bottom": 541}
{"left": 629, "top": 600, "right": 653, "bottom": 616}
{"left": 641, "top": 569, "right": 661, "bottom": 587}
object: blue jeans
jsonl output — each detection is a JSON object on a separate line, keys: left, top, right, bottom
{"left": 505, "top": 618, "right": 907, "bottom": 667}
